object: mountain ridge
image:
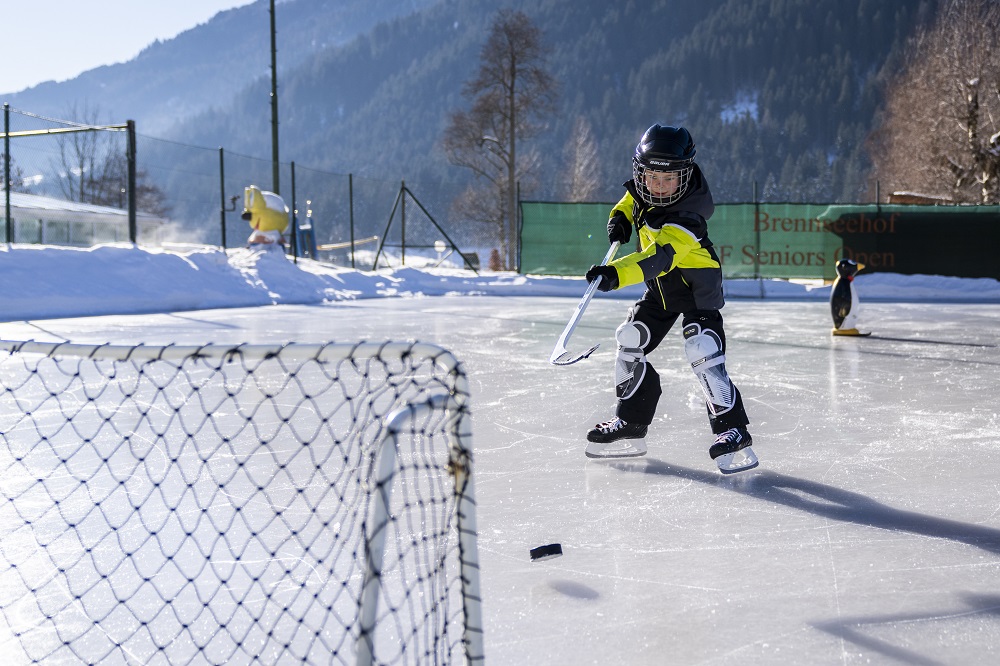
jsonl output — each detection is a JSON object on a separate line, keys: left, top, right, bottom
{"left": 4, "top": 0, "right": 439, "bottom": 134}
{"left": 3, "top": 0, "right": 939, "bottom": 235}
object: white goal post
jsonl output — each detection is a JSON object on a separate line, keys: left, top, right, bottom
{"left": 0, "top": 339, "right": 483, "bottom": 665}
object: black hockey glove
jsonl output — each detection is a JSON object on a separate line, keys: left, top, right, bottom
{"left": 607, "top": 212, "right": 631, "bottom": 245}
{"left": 586, "top": 264, "right": 618, "bottom": 292}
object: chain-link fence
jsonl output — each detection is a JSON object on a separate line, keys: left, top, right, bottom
{"left": 1, "top": 106, "right": 162, "bottom": 246}
{"left": 19, "top": 104, "right": 992, "bottom": 280}
{"left": 3, "top": 105, "right": 501, "bottom": 271}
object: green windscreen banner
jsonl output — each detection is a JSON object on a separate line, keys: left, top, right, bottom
{"left": 518, "top": 202, "right": 615, "bottom": 276}
{"left": 519, "top": 201, "right": 1000, "bottom": 280}
{"left": 718, "top": 203, "right": 851, "bottom": 280}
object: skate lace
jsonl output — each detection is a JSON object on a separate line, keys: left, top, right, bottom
{"left": 596, "top": 418, "right": 626, "bottom": 434}
{"left": 715, "top": 428, "right": 743, "bottom": 445}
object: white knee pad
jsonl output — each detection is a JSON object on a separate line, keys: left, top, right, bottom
{"left": 615, "top": 318, "right": 650, "bottom": 400}
{"left": 683, "top": 323, "right": 735, "bottom": 416}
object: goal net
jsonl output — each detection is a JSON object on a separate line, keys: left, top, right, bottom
{"left": 0, "top": 339, "right": 483, "bottom": 665}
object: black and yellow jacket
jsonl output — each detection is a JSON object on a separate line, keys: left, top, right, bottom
{"left": 608, "top": 164, "right": 719, "bottom": 289}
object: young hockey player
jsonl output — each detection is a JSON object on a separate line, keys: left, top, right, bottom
{"left": 583, "top": 124, "right": 758, "bottom": 473}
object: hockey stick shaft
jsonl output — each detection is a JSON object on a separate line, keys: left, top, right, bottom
{"left": 549, "top": 241, "right": 620, "bottom": 365}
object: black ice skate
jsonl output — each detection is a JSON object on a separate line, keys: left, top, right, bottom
{"left": 709, "top": 427, "right": 759, "bottom": 474}
{"left": 585, "top": 417, "right": 648, "bottom": 459}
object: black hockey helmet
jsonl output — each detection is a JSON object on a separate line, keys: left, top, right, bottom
{"left": 632, "top": 125, "right": 696, "bottom": 206}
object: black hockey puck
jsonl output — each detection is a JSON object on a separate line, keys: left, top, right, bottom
{"left": 529, "top": 543, "right": 563, "bottom": 562}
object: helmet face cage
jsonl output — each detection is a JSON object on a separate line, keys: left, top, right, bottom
{"left": 632, "top": 156, "right": 694, "bottom": 207}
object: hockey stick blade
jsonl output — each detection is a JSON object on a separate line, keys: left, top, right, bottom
{"left": 549, "top": 241, "right": 619, "bottom": 366}
{"left": 550, "top": 342, "right": 600, "bottom": 366}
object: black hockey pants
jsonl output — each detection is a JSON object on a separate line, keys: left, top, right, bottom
{"left": 614, "top": 300, "right": 750, "bottom": 434}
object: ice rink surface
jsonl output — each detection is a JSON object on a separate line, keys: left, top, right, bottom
{"left": 5, "top": 294, "right": 1000, "bottom": 665}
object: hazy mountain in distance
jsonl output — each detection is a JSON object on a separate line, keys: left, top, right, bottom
{"left": 4, "top": 0, "right": 940, "bottom": 238}
{"left": 173, "top": 0, "right": 935, "bottom": 205}
{"left": 3, "top": 0, "right": 440, "bottom": 134}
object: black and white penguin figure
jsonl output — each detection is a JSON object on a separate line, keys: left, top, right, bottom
{"left": 831, "top": 259, "right": 870, "bottom": 336}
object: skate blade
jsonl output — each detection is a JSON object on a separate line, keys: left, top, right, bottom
{"left": 585, "top": 438, "right": 647, "bottom": 459}
{"left": 715, "top": 446, "right": 759, "bottom": 474}
{"left": 831, "top": 328, "right": 871, "bottom": 337}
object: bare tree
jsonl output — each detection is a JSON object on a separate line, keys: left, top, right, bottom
{"left": 871, "top": 0, "right": 1000, "bottom": 203}
{"left": 85, "top": 151, "right": 172, "bottom": 217}
{"left": 55, "top": 103, "right": 107, "bottom": 204}
{"left": 2, "top": 152, "right": 31, "bottom": 193}
{"left": 442, "top": 9, "right": 557, "bottom": 270}
{"left": 559, "top": 116, "right": 601, "bottom": 201}
{"left": 54, "top": 103, "right": 171, "bottom": 216}
{"left": 132, "top": 167, "right": 172, "bottom": 218}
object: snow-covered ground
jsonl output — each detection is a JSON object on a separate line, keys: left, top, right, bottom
{"left": 3, "top": 242, "right": 999, "bottom": 323}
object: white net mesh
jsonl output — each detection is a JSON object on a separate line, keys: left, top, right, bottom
{"left": 0, "top": 340, "right": 481, "bottom": 665}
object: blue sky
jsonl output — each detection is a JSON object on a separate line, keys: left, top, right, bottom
{"left": 1, "top": 0, "right": 255, "bottom": 94}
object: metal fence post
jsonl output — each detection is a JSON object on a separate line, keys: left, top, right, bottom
{"left": 752, "top": 179, "right": 760, "bottom": 281}
{"left": 400, "top": 180, "right": 406, "bottom": 265}
{"left": 4, "top": 103, "right": 11, "bottom": 244}
{"left": 516, "top": 179, "right": 521, "bottom": 272}
{"left": 219, "top": 148, "right": 227, "bottom": 250}
{"left": 753, "top": 179, "right": 764, "bottom": 297}
{"left": 290, "top": 161, "right": 298, "bottom": 263}
{"left": 349, "top": 173, "right": 355, "bottom": 268}
{"left": 126, "top": 120, "right": 137, "bottom": 244}
{"left": 269, "top": 0, "right": 280, "bottom": 195}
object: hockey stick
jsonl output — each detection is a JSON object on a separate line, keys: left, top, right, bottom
{"left": 549, "top": 241, "right": 620, "bottom": 366}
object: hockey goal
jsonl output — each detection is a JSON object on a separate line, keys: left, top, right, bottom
{"left": 0, "top": 339, "right": 483, "bottom": 665}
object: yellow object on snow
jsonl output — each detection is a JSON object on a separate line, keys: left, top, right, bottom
{"left": 241, "top": 185, "right": 289, "bottom": 234}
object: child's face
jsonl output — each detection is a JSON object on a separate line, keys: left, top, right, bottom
{"left": 644, "top": 170, "right": 682, "bottom": 197}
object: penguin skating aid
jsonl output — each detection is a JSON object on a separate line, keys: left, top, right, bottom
{"left": 830, "top": 259, "right": 871, "bottom": 336}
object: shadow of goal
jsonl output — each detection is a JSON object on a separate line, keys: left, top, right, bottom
{"left": 0, "top": 340, "right": 483, "bottom": 665}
